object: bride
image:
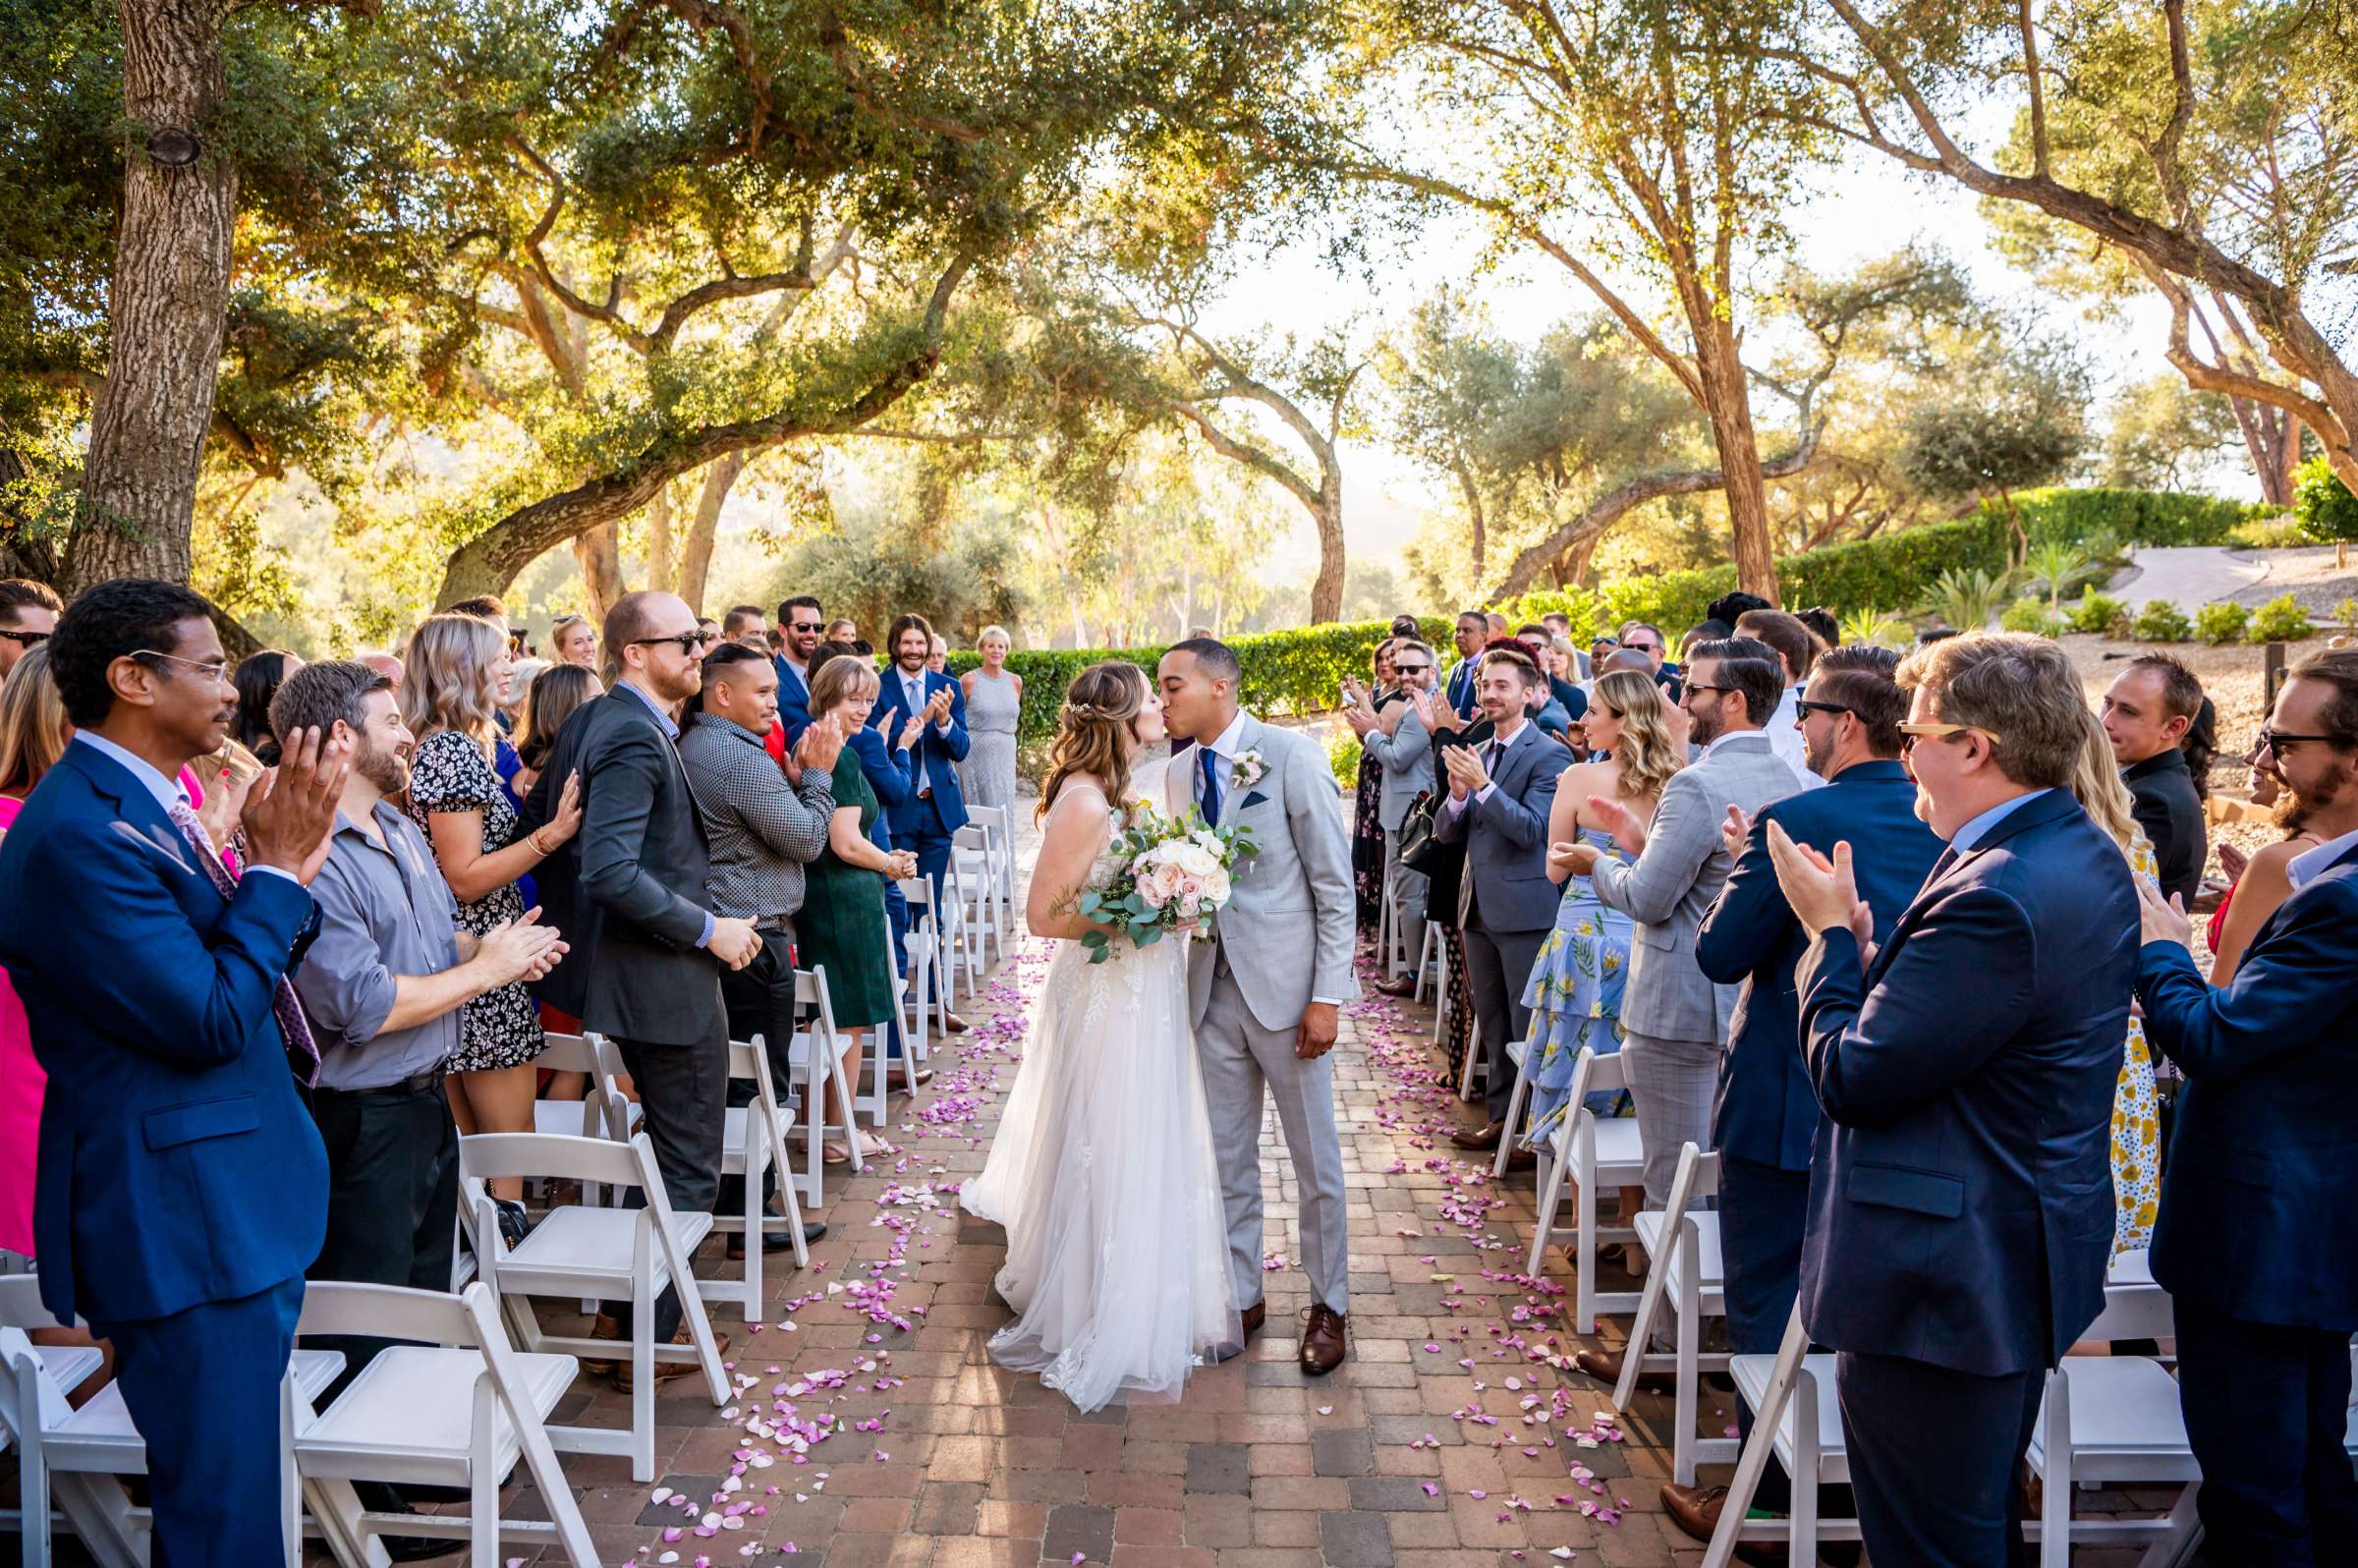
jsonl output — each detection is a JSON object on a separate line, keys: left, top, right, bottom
{"left": 960, "top": 661, "right": 1240, "bottom": 1411}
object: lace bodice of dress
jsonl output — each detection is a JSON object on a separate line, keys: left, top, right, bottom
{"left": 1045, "top": 779, "right": 1126, "bottom": 891}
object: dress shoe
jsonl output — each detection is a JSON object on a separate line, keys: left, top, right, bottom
{"left": 1571, "top": 1347, "right": 1670, "bottom": 1394}
{"left": 1500, "top": 1147, "right": 1536, "bottom": 1172}
{"left": 1659, "top": 1483, "right": 1787, "bottom": 1565}
{"left": 1300, "top": 1304, "right": 1348, "bottom": 1375}
{"left": 354, "top": 1482, "right": 466, "bottom": 1562}
{"left": 1450, "top": 1119, "right": 1505, "bottom": 1152}
{"left": 582, "top": 1313, "right": 730, "bottom": 1390}
{"left": 944, "top": 1013, "right": 971, "bottom": 1035}
{"left": 1374, "top": 974, "right": 1419, "bottom": 997}
{"left": 1213, "top": 1299, "right": 1267, "bottom": 1363}
{"left": 728, "top": 1220, "right": 828, "bottom": 1260}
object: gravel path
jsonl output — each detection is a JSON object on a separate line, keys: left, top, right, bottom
{"left": 2109, "top": 546, "right": 2270, "bottom": 609}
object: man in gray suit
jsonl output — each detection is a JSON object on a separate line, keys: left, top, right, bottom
{"left": 1560, "top": 636, "right": 1801, "bottom": 1214}
{"left": 1158, "top": 639, "right": 1360, "bottom": 1375}
{"left": 1433, "top": 643, "right": 1563, "bottom": 1155}
{"left": 1350, "top": 640, "right": 1438, "bottom": 996}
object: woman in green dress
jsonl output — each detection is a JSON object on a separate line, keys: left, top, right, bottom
{"left": 800, "top": 652, "right": 919, "bottom": 1163}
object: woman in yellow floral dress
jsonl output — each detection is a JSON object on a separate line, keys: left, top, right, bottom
{"left": 1517, "top": 671, "right": 1685, "bottom": 1154}
{"left": 2070, "top": 724, "right": 2163, "bottom": 1257}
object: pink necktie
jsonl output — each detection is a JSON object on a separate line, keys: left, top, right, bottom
{"left": 167, "top": 801, "right": 321, "bottom": 1087}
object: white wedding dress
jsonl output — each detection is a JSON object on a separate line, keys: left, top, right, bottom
{"left": 960, "top": 781, "right": 1241, "bottom": 1411}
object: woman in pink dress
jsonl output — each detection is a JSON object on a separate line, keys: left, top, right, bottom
{"left": 0, "top": 646, "right": 70, "bottom": 1256}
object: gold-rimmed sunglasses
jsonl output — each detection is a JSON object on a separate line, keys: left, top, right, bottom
{"left": 1898, "top": 721, "right": 2000, "bottom": 754}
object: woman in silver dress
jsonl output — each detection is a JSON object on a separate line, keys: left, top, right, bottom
{"left": 959, "top": 624, "right": 1023, "bottom": 810}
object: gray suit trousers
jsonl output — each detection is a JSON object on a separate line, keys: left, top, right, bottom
{"left": 1384, "top": 824, "right": 1429, "bottom": 938}
{"left": 1197, "top": 960, "right": 1351, "bottom": 1315}
{"left": 1619, "top": 1030, "right": 1718, "bottom": 1207}
{"left": 1461, "top": 917, "right": 1547, "bottom": 1124}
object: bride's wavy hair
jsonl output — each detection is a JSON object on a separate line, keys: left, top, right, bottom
{"left": 1039, "top": 661, "right": 1151, "bottom": 821}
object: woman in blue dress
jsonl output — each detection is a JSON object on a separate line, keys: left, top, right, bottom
{"left": 1518, "top": 669, "right": 1687, "bottom": 1159}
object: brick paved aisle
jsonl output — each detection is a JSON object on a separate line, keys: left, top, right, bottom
{"left": 539, "top": 908, "right": 1712, "bottom": 1568}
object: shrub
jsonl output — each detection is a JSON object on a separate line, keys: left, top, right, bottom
{"left": 2068, "top": 592, "right": 2133, "bottom": 638}
{"left": 1325, "top": 727, "right": 1365, "bottom": 790}
{"left": 2293, "top": 456, "right": 2358, "bottom": 545}
{"left": 2335, "top": 597, "right": 2358, "bottom": 631}
{"left": 2021, "top": 539, "right": 2096, "bottom": 610}
{"left": 1923, "top": 566, "right": 2015, "bottom": 631}
{"left": 2246, "top": 593, "right": 2314, "bottom": 644}
{"left": 1838, "top": 606, "right": 1906, "bottom": 647}
{"left": 2194, "top": 600, "right": 2252, "bottom": 645}
{"left": 2133, "top": 599, "right": 2193, "bottom": 642}
{"left": 2225, "top": 514, "right": 2307, "bottom": 549}
{"left": 2007, "top": 486, "right": 2273, "bottom": 550}
{"left": 1999, "top": 596, "right": 2063, "bottom": 637}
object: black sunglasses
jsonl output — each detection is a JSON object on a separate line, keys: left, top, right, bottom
{"left": 1796, "top": 700, "right": 1855, "bottom": 720}
{"left": 788, "top": 620, "right": 822, "bottom": 633}
{"left": 632, "top": 631, "right": 711, "bottom": 656}
{"left": 0, "top": 629, "right": 48, "bottom": 647}
{"left": 2257, "top": 727, "right": 2351, "bottom": 754}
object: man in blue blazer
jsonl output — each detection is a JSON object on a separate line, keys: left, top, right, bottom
{"left": 1674, "top": 649, "right": 1940, "bottom": 1545}
{"left": 1766, "top": 632, "right": 2136, "bottom": 1568}
{"left": 867, "top": 612, "right": 970, "bottom": 890}
{"left": 769, "top": 593, "right": 824, "bottom": 747}
{"left": 1443, "top": 609, "right": 1488, "bottom": 719}
{"left": 2134, "top": 648, "right": 2358, "bottom": 1567}
{"left": 0, "top": 579, "right": 348, "bottom": 1568}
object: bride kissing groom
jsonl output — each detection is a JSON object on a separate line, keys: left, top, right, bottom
{"left": 961, "top": 640, "right": 1359, "bottom": 1413}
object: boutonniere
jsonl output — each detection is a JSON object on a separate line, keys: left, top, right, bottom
{"left": 1231, "top": 749, "right": 1266, "bottom": 791}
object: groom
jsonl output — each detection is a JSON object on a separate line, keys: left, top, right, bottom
{"left": 1157, "top": 639, "right": 1359, "bottom": 1375}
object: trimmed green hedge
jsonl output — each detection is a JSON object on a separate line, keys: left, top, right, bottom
{"left": 948, "top": 617, "right": 1453, "bottom": 749}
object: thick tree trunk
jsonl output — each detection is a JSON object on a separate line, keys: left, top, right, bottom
{"left": 1693, "top": 313, "right": 1781, "bottom": 604}
{"left": 677, "top": 450, "right": 752, "bottom": 615}
{"left": 645, "top": 483, "right": 674, "bottom": 595}
{"left": 572, "top": 525, "right": 624, "bottom": 621}
{"left": 66, "top": 0, "right": 236, "bottom": 594}
{"left": 1308, "top": 487, "right": 1345, "bottom": 626}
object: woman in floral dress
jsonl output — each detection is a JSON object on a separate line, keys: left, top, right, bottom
{"left": 2069, "top": 722, "right": 2163, "bottom": 1257}
{"left": 1518, "top": 670, "right": 1685, "bottom": 1155}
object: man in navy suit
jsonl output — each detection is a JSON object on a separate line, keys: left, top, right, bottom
{"left": 769, "top": 594, "right": 824, "bottom": 747}
{"left": 1766, "top": 631, "right": 2137, "bottom": 1568}
{"left": 1669, "top": 647, "right": 1940, "bottom": 1545}
{"left": 2134, "top": 647, "right": 2358, "bottom": 1567}
{"left": 1443, "top": 609, "right": 1488, "bottom": 719}
{"left": 0, "top": 579, "right": 348, "bottom": 1568}
{"left": 867, "top": 611, "right": 970, "bottom": 891}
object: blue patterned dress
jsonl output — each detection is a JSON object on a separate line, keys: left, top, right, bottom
{"left": 1517, "top": 827, "right": 1636, "bottom": 1151}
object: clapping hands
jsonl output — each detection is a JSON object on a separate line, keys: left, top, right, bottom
{"left": 2136, "top": 877, "right": 2194, "bottom": 951}
{"left": 1765, "top": 821, "right": 1872, "bottom": 951}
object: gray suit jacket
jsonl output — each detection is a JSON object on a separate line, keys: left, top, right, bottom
{"left": 1588, "top": 730, "right": 1800, "bottom": 1044}
{"left": 1432, "top": 721, "right": 1562, "bottom": 933}
{"left": 1167, "top": 716, "right": 1361, "bottom": 1033}
{"left": 1361, "top": 703, "right": 1432, "bottom": 833}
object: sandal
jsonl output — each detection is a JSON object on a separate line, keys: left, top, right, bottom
{"left": 822, "top": 1142, "right": 854, "bottom": 1166}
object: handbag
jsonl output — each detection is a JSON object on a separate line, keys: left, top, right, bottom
{"left": 1396, "top": 787, "right": 1450, "bottom": 875}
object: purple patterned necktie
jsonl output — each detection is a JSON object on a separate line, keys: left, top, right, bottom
{"left": 166, "top": 800, "right": 321, "bottom": 1087}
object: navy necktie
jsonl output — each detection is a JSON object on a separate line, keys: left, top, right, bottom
{"left": 1199, "top": 745, "right": 1224, "bottom": 825}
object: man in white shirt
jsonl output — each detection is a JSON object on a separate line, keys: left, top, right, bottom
{"left": 1734, "top": 607, "right": 1827, "bottom": 789}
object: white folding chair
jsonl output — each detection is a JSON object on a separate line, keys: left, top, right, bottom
{"left": 963, "top": 802, "right": 1019, "bottom": 939}
{"left": 779, "top": 969, "right": 869, "bottom": 1204}
{"left": 291, "top": 1281, "right": 599, "bottom": 1568}
{"left": 897, "top": 876, "right": 950, "bottom": 1044}
{"left": 1, "top": 1274, "right": 344, "bottom": 1568}
{"left": 1707, "top": 1269, "right": 2194, "bottom": 1568}
{"left": 2026, "top": 1270, "right": 2200, "bottom": 1567}
{"left": 1526, "top": 1047, "right": 1648, "bottom": 1332}
{"left": 532, "top": 1032, "right": 637, "bottom": 1217}
{"left": 1414, "top": 919, "right": 1442, "bottom": 1004}
{"left": 1609, "top": 1143, "right": 1733, "bottom": 1485}
{"left": 946, "top": 831, "right": 995, "bottom": 996}
{"left": 458, "top": 1131, "right": 728, "bottom": 1483}
{"left": 1491, "top": 1038, "right": 1534, "bottom": 1180}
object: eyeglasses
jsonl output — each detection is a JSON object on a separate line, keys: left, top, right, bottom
{"left": 0, "top": 629, "right": 48, "bottom": 648}
{"left": 2256, "top": 726, "right": 2350, "bottom": 755}
{"left": 788, "top": 621, "right": 822, "bottom": 633}
{"left": 1683, "top": 683, "right": 1732, "bottom": 697}
{"left": 1393, "top": 662, "right": 1433, "bottom": 675}
{"left": 1796, "top": 700, "right": 1855, "bottom": 722}
{"left": 632, "top": 632, "right": 711, "bottom": 656}
{"left": 1899, "top": 721, "right": 1999, "bottom": 754}
{"left": 130, "top": 648, "right": 232, "bottom": 682}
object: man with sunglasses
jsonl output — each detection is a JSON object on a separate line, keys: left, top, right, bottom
{"left": 2133, "top": 647, "right": 2358, "bottom": 1566}
{"left": 0, "top": 577, "right": 61, "bottom": 682}
{"left": 1763, "top": 631, "right": 2137, "bottom": 1568}
{"left": 1665, "top": 646, "right": 1939, "bottom": 1550}
{"left": 523, "top": 591, "right": 755, "bottom": 1383}
{"left": 769, "top": 594, "right": 826, "bottom": 747}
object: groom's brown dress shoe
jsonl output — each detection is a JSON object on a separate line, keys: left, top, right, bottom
{"left": 1213, "top": 1300, "right": 1267, "bottom": 1364}
{"left": 1451, "top": 1120, "right": 1505, "bottom": 1151}
{"left": 1300, "top": 1304, "right": 1347, "bottom": 1375}
{"left": 1660, "top": 1483, "right": 1788, "bottom": 1564}
{"left": 1374, "top": 975, "right": 1419, "bottom": 997}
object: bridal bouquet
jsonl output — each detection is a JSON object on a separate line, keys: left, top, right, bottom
{"left": 1077, "top": 805, "right": 1256, "bottom": 964}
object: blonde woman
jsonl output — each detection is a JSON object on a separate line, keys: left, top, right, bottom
{"left": 403, "top": 613, "right": 584, "bottom": 1243}
{"left": 960, "top": 662, "right": 1239, "bottom": 1412}
{"left": 2069, "top": 717, "right": 2164, "bottom": 1258}
{"left": 550, "top": 613, "right": 597, "bottom": 671}
{"left": 957, "top": 624, "right": 1022, "bottom": 811}
{"left": 1518, "top": 669, "right": 1685, "bottom": 1157}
